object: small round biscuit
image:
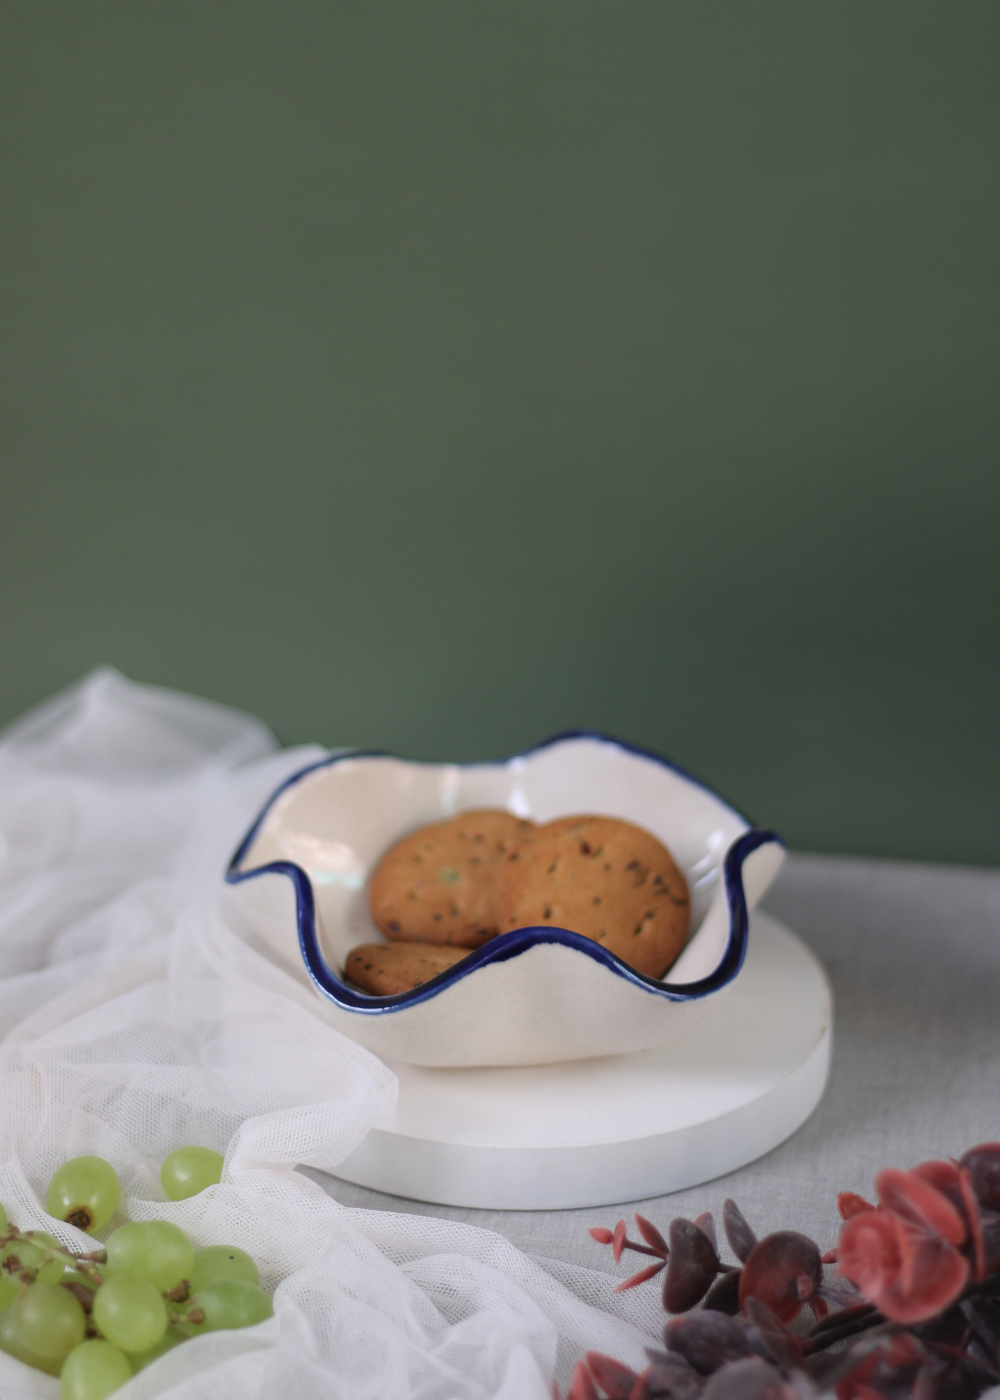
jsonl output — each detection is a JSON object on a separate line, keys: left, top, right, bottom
{"left": 369, "top": 809, "right": 535, "bottom": 948}
{"left": 345, "top": 942, "right": 470, "bottom": 996}
{"left": 495, "top": 815, "right": 690, "bottom": 978}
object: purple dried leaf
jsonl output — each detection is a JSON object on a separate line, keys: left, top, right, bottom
{"left": 633, "top": 1370, "right": 672, "bottom": 1400}
{"left": 961, "top": 1335, "right": 1000, "bottom": 1383}
{"left": 801, "top": 1305, "right": 885, "bottom": 1356}
{"left": 635, "top": 1213, "right": 670, "bottom": 1258}
{"left": 911, "top": 1364, "right": 936, "bottom": 1400}
{"left": 591, "top": 1227, "right": 615, "bottom": 1246}
{"left": 695, "top": 1213, "right": 718, "bottom": 1254}
{"left": 742, "top": 1298, "right": 808, "bottom": 1371}
{"left": 831, "top": 1332, "right": 928, "bottom": 1400}
{"left": 587, "top": 1352, "right": 640, "bottom": 1400}
{"left": 701, "top": 1359, "right": 789, "bottom": 1400}
{"left": 665, "top": 1311, "right": 752, "bottom": 1375}
{"left": 814, "top": 1332, "right": 889, "bottom": 1391}
{"left": 664, "top": 1219, "right": 721, "bottom": 1314}
{"left": 702, "top": 1269, "right": 743, "bottom": 1316}
{"left": 645, "top": 1348, "right": 679, "bottom": 1367}
{"left": 785, "top": 1374, "right": 819, "bottom": 1400}
{"left": 785, "top": 1374, "right": 822, "bottom": 1400}
{"left": 959, "top": 1143, "right": 1000, "bottom": 1213}
{"left": 644, "top": 1347, "right": 704, "bottom": 1400}
{"left": 964, "top": 1297, "right": 1000, "bottom": 1358}
{"left": 646, "top": 1347, "right": 701, "bottom": 1380}
{"left": 808, "top": 1298, "right": 877, "bottom": 1336}
{"left": 613, "top": 1220, "right": 628, "bottom": 1264}
{"left": 912, "top": 1301, "right": 967, "bottom": 1348}
{"left": 723, "top": 1201, "right": 758, "bottom": 1264}
{"left": 738, "top": 1233, "right": 822, "bottom": 1324}
{"left": 979, "top": 1213, "right": 1000, "bottom": 1275}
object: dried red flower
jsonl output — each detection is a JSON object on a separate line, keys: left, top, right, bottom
{"left": 873, "top": 1168, "right": 966, "bottom": 1244}
{"left": 837, "top": 1191, "right": 875, "bottom": 1221}
{"left": 911, "top": 1158, "right": 985, "bottom": 1277}
{"left": 837, "top": 1208, "right": 968, "bottom": 1323}
{"left": 584, "top": 1141, "right": 1000, "bottom": 1400}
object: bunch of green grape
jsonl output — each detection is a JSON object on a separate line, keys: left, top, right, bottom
{"left": 0, "top": 1148, "right": 273, "bottom": 1400}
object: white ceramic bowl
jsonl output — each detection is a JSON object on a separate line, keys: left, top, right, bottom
{"left": 226, "top": 733, "right": 784, "bottom": 1067}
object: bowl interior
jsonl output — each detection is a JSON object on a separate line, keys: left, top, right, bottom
{"left": 234, "top": 736, "right": 749, "bottom": 981}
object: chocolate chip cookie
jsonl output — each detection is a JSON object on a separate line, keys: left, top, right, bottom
{"left": 494, "top": 815, "right": 689, "bottom": 977}
{"left": 368, "top": 809, "right": 535, "bottom": 948}
{"left": 344, "top": 941, "right": 471, "bottom": 995}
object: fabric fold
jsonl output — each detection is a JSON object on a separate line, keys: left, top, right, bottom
{"left": 0, "top": 670, "right": 652, "bottom": 1398}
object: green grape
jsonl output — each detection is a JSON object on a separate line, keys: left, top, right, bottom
{"left": 46, "top": 1157, "right": 120, "bottom": 1233}
{"left": 1, "top": 1281, "right": 86, "bottom": 1361}
{"left": 0, "top": 1306, "right": 62, "bottom": 1374}
{"left": 160, "top": 1146, "right": 224, "bottom": 1201}
{"left": 0, "top": 1276, "right": 18, "bottom": 1312}
{"left": 190, "top": 1244, "right": 259, "bottom": 1292}
{"left": 105, "top": 1220, "right": 194, "bottom": 1292}
{"left": 93, "top": 1274, "right": 167, "bottom": 1352}
{"left": 125, "top": 1328, "right": 181, "bottom": 1371}
{"left": 60, "top": 1339, "right": 133, "bottom": 1400}
{"left": 1, "top": 1232, "right": 71, "bottom": 1283}
{"left": 186, "top": 1279, "right": 273, "bottom": 1333}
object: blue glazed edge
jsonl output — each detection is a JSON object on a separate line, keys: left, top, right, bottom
{"left": 225, "top": 733, "right": 783, "bottom": 1014}
{"left": 227, "top": 729, "right": 751, "bottom": 874}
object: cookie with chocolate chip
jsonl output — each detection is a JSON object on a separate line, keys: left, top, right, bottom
{"left": 368, "top": 809, "right": 535, "bottom": 948}
{"left": 344, "top": 941, "right": 470, "bottom": 995}
{"left": 494, "top": 815, "right": 689, "bottom": 977}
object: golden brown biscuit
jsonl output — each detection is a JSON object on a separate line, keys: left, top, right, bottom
{"left": 369, "top": 809, "right": 535, "bottom": 948}
{"left": 344, "top": 941, "right": 470, "bottom": 995}
{"left": 495, "top": 815, "right": 689, "bottom": 978}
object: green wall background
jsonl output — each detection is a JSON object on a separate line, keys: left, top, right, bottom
{"left": 2, "top": 3, "right": 998, "bottom": 864}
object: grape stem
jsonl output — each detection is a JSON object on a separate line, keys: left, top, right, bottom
{"left": 0, "top": 1225, "right": 105, "bottom": 1288}
{"left": 62, "top": 1280, "right": 97, "bottom": 1312}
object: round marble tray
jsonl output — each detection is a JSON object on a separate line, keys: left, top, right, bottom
{"left": 331, "top": 912, "right": 832, "bottom": 1209}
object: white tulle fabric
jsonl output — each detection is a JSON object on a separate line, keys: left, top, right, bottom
{"left": 0, "top": 670, "right": 661, "bottom": 1400}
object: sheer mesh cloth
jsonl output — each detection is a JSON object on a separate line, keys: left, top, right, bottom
{"left": 0, "top": 670, "right": 660, "bottom": 1399}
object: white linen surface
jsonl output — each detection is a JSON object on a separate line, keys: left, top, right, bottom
{"left": 0, "top": 669, "right": 663, "bottom": 1399}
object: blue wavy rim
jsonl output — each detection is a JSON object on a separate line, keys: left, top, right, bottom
{"left": 225, "top": 731, "right": 784, "bottom": 1013}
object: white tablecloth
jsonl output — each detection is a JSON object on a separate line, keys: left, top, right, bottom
{"left": 316, "top": 851, "right": 1000, "bottom": 1269}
